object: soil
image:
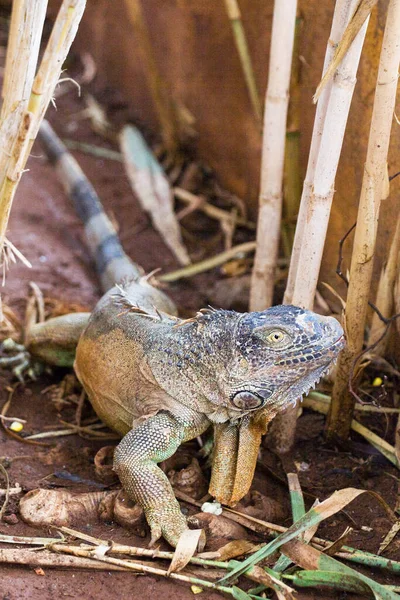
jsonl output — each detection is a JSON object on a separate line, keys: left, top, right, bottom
{"left": 1, "top": 82, "right": 400, "bottom": 600}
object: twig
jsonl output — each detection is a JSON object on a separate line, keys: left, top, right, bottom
{"left": 158, "top": 241, "right": 257, "bottom": 282}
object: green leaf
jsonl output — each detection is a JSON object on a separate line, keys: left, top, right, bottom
{"left": 231, "top": 586, "right": 253, "bottom": 600}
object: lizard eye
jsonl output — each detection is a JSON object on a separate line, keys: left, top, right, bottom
{"left": 231, "top": 391, "right": 264, "bottom": 410}
{"left": 265, "top": 329, "right": 288, "bottom": 344}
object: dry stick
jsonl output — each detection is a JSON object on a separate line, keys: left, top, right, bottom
{"left": 249, "top": 0, "right": 297, "bottom": 312}
{"left": 327, "top": 0, "right": 400, "bottom": 441}
{"left": 0, "top": 0, "right": 47, "bottom": 253}
{"left": 50, "top": 544, "right": 235, "bottom": 596}
{"left": 223, "top": 0, "right": 262, "bottom": 122}
{"left": 0, "top": 547, "right": 131, "bottom": 571}
{"left": 123, "top": 0, "right": 180, "bottom": 156}
{"left": 284, "top": 0, "right": 360, "bottom": 305}
{"left": 367, "top": 214, "right": 400, "bottom": 354}
{"left": 291, "top": 0, "right": 369, "bottom": 310}
{"left": 271, "top": 0, "right": 370, "bottom": 453}
{"left": 158, "top": 241, "right": 257, "bottom": 282}
{"left": 0, "top": 0, "right": 87, "bottom": 261}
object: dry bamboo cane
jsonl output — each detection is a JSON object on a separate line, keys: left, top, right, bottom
{"left": 269, "top": 0, "right": 369, "bottom": 453}
{"left": 0, "top": 0, "right": 47, "bottom": 242}
{"left": 249, "top": 0, "right": 297, "bottom": 311}
{"left": 284, "top": 0, "right": 360, "bottom": 305}
{"left": 367, "top": 213, "right": 400, "bottom": 354}
{"left": 223, "top": 0, "right": 262, "bottom": 122}
{"left": 327, "top": 0, "right": 400, "bottom": 441}
{"left": 291, "top": 1, "right": 369, "bottom": 310}
{"left": 0, "top": 0, "right": 87, "bottom": 256}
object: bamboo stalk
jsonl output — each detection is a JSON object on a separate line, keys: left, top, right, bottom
{"left": 0, "top": 0, "right": 86, "bottom": 260}
{"left": 284, "top": 0, "right": 361, "bottom": 305}
{"left": 291, "top": 0, "right": 369, "bottom": 310}
{"left": 327, "top": 0, "right": 400, "bottom": 440}
{"left": 367, "top": 213, "right": 400, "bottom": 354}
{"left": 0, "top": 0, "right": 47, "bottom": 119}
{"left": 223, "top": 0, "right": 262, "bottom": 122}
{"left": 249, "top": 0, "right": 297, "bottom": 311}
{"left": 269, "top": 0, "right": 370, "bottom": 453}
{"left": 0, "top": 0, "right": 47, "bottom": 256}
{"left": 123, "top": 0, "right": 180, "bottom": 155}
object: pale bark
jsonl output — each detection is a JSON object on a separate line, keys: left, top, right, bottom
{"left": 250, "top": 0, "right": 297, "bottom": 311}
{"left": 0, "top": 0, "right": 87, "bottom": 259}
{"left": 328, "top": 0, "right": 400, "bottom": 440}
{"left": 284, "top": 0, "right": 361, "bottom": 306}
{"left": 270, "top": 0, "right": 368, "bottom": 453}
{"left": 291, "top": 3, "right": 369, "bottom": 309}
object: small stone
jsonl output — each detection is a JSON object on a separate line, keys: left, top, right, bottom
{"left": 3, "top": 513, "right": 19, "bottom": 525}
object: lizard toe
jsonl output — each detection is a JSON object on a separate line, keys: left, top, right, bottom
{"left": 146, "top": 505, "right": 189, "bottom": 548}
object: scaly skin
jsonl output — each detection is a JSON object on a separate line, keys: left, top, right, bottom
{"left": 2, "top": 121, "right": 345, "bottom": 547}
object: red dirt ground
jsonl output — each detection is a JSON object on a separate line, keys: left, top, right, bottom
{"left": 1, "top": 80, "right": 400, "bottom": 600}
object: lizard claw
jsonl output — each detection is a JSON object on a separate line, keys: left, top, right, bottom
{"left": 145, "top": 504, "right": 189, "bottom": 548}
{"left": 0, "top": 338, "right": 42, "bottom": 383}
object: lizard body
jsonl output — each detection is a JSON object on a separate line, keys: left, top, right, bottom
{"left": 10, "top": 121, "right": 345, "bottom": 547}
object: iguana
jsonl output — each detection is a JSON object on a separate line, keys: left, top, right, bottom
{"left": 1, "top": 120, "right": 345, "bottom": 547}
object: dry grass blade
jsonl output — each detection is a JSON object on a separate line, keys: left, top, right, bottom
{"left": 378, "top": 520, "right": 400, "bottom": 555}
{"left": 314, "top": 0, "right": 378, "bottom": 102}
{"left": 120, "top": 125, "right": 190, "bottom": 266}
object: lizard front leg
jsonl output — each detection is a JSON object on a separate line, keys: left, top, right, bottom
{"left": 114, "top": 410, "right": 209, "bottom": 547}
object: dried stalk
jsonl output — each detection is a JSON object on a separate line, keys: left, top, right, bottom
{"left": 223, "top": 0, "right": 262, "bottom": 122}
{"left": 0, "top": 547, "right": 130, "bottom": 571}
{"left": 367, "top": 214, "right": 400, "bottom": 354}
{"left": 284, "top": 0, "right": 363, "bottom": 305}
{"left": 158, "top": 241, "right": 257, "bottom": 282}
{"left": 123, "top": 0, "right": 180, "bottom": 155}
{"left": 327, "top": 0, "right": 400, "bottom": 440}
{"left": 269, "top": 0, "right": 370, "bottom": 453}
{"left": 290, "top": 0, "right": 369, "bottom": 309}
{"left": 249, "top": 0, "right": 297, "bottom": 311}
{"left": 314, "top": 0, "right": 378, "bottom": 102}
{"left": 0, "top": 0, "right": 86, "bottom": 264}
{"left": 0, "top": 0, "right": 47, "bottom": 253}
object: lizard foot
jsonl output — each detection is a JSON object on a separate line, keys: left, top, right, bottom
{"left": 0, "top": 338, "right": 43, "bottom": 382}
{"left": 145, "top": 503, "right": 189, "bottom": 548}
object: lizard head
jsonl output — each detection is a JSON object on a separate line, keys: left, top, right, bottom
{"left": 227, "top": 304, "right": 345, "bottom": 418}
{"left": 209, "top": 305, "right": 344, "bottom": 507}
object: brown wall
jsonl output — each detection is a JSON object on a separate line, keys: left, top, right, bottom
{"left": 74, "top": 0, "right": 400, "bottom": 295}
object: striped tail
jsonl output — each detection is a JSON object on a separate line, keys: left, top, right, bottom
{"left": 38, "top": 119, "right": 141, "bottom": 292}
